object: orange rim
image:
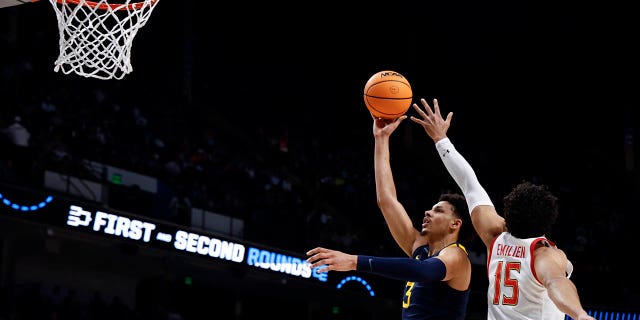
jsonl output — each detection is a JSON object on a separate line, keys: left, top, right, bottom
{"left": 55, "top": 0, "right": 158, "bottom": 10}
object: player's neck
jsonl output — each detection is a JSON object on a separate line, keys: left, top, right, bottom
{"left": 428, "top": 234, "right": 458, "bottom": 256}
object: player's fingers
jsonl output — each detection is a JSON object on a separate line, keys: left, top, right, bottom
{"left": 306, "top": 247, "right": 323, "bottom": 256}
{"left": 445, "top": 112, "right": 453, "bottom": 125}
{"left": 308, "top": 250, "right": 334, "bottom": 263}
{"left": 310, "top": 256, "right": 333, "bottom": 269}
{"left": 316, "top": 266, "right": 330, "bottom": 273}
{"left": 309, "top": 259, "right": 327, "bottom": 269}
{"left": 409, "top": 116, "right": 427, "bottom": 126}
{"left": 412, "top": 103, "right": 427, "bottom": 118}
{"left": 392, "top": 115, "right": 407, "bottom": 125}
{"left": 421, "top": 98, "right": 435, "bottom": 118}
{"left": 432, "top": 99, "right": 442, "bottom": 118}
{"left": 411, "top": 103, "right": 433, "bottom": 125}
{"left": 306, "top": 253, "right": 324, "bottom": 265}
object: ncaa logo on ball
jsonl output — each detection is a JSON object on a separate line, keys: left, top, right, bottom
{"left": 380, "top": 71, "right": 405, "bottom": 79}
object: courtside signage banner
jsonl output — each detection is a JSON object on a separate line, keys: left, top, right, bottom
{"left": 0, "top": 186, "right": 328, "bottom": 284}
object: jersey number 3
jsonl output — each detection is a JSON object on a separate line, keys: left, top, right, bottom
{"left": 493, "top": 261, "right": 521, "bottom": 306}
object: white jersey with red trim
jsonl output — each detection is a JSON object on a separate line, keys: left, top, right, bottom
{"left": 486, "top": 232, "right": 569, "bottom": 320}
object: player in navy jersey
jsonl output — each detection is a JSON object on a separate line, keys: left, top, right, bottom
{"left": 410, "top": 98, "right": 595, "bottom": 320}
{"left": 307, "top": 115, "right": 475, "bottom": 320}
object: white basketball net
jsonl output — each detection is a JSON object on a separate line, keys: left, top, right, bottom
{"left": 47, "top": 0, "right": 160, "bottom": 80}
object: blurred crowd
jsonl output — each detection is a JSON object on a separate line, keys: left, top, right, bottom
{"left": 1, "top": 22, "right": 638, "bottom": 314}
{"left": 1, "top": 283, "right": 136, "bottom": 320}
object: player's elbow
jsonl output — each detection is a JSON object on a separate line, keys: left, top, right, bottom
{"left": 376, "top": 194, "right": 398, "bottom": 210}
{"left": 545, "top": 276, "right": 577, "bottom": 300}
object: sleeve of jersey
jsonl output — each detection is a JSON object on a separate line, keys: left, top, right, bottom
{"left": 434, "top": 137, "right": 494, "bottom": 212}
{"left": 356, "top": 256, "right": 446, "bottom": 282}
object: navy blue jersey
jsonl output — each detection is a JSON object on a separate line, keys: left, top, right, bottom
{"left": 401, "top": 243, "right": 470, "bottom": 320}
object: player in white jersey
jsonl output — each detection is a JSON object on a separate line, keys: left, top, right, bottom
{"left": 408, "top": 98, "right": 596, "bottom": 320}
{"left": 488, "top": 231, "right": 571, "bottom": 319}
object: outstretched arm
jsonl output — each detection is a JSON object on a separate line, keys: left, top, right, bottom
{"left": 372, "top": 115, "right": 421, "bottom": 256}
{"left": 410, "top": 98, "right": 505, "bottom": 248}
{"left": 535, "top": 247, "right": 596, "bottom": 320}
{"left": 306, "top": 247, "right": 447, "bottom": 283}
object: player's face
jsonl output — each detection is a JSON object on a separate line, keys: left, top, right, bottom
{"left": 421, "top": 201, "right": 456, "bottom": 235}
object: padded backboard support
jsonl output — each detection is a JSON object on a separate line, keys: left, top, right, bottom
{"left": 0, "top": 0, "right": 39, "bottom": 9}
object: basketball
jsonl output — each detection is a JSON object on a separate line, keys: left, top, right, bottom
{"left": 363, "top": 70, "right": 412, "bottom": 119}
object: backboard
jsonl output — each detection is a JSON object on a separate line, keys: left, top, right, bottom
{"left": 0, "top": 0, "right": 39, "bottom": 9}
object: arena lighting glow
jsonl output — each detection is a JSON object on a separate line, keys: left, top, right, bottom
{"left": 245, "top": 247, "right": 312, "bottom": 278}
{"left": 0, "top": 193, "right": 53, "bottom": 211}
{"left": 566, "top": 311, "right": 640, "bottom": 320}
{"left": 336, "top": 276, "right": 375, "bottom": 297}
{"left": 111, "top": 173, "right": 123, "bottom": 184}
{"left": 63, "top": 204, "right": 322, "bottom": 282}
{"left": 0, "top": 188, "right": 337, "bottom": 287}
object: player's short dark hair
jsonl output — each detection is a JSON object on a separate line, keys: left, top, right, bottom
{"left": 439, "top": 193, "right": 474, "bottom": 244}
{"left": 502, "top": 181, "right": 559, "bottom": 238}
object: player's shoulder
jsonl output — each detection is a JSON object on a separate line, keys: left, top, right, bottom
{"left": 533, "top": 241, "right": 569, "bottom": 268}
{"left": 440, "top": 243, "right": 472, "bottom": 263}
{"left": 533, "top": 238, "right": 566, "bottom": 254}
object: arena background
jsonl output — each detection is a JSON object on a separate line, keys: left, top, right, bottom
{"left": 0, "top": 1, "right": 638, "bottom": 319}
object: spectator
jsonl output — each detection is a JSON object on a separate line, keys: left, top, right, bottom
{"left": 3, "top": 116, "right": 30, "bottom": 147}
{"left": 2, "top": 115, "right": 32, "bottom": 180}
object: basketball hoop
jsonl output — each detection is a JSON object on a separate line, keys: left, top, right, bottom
{"left": 47, "top": 0, "right": 160, "bottom": 80}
